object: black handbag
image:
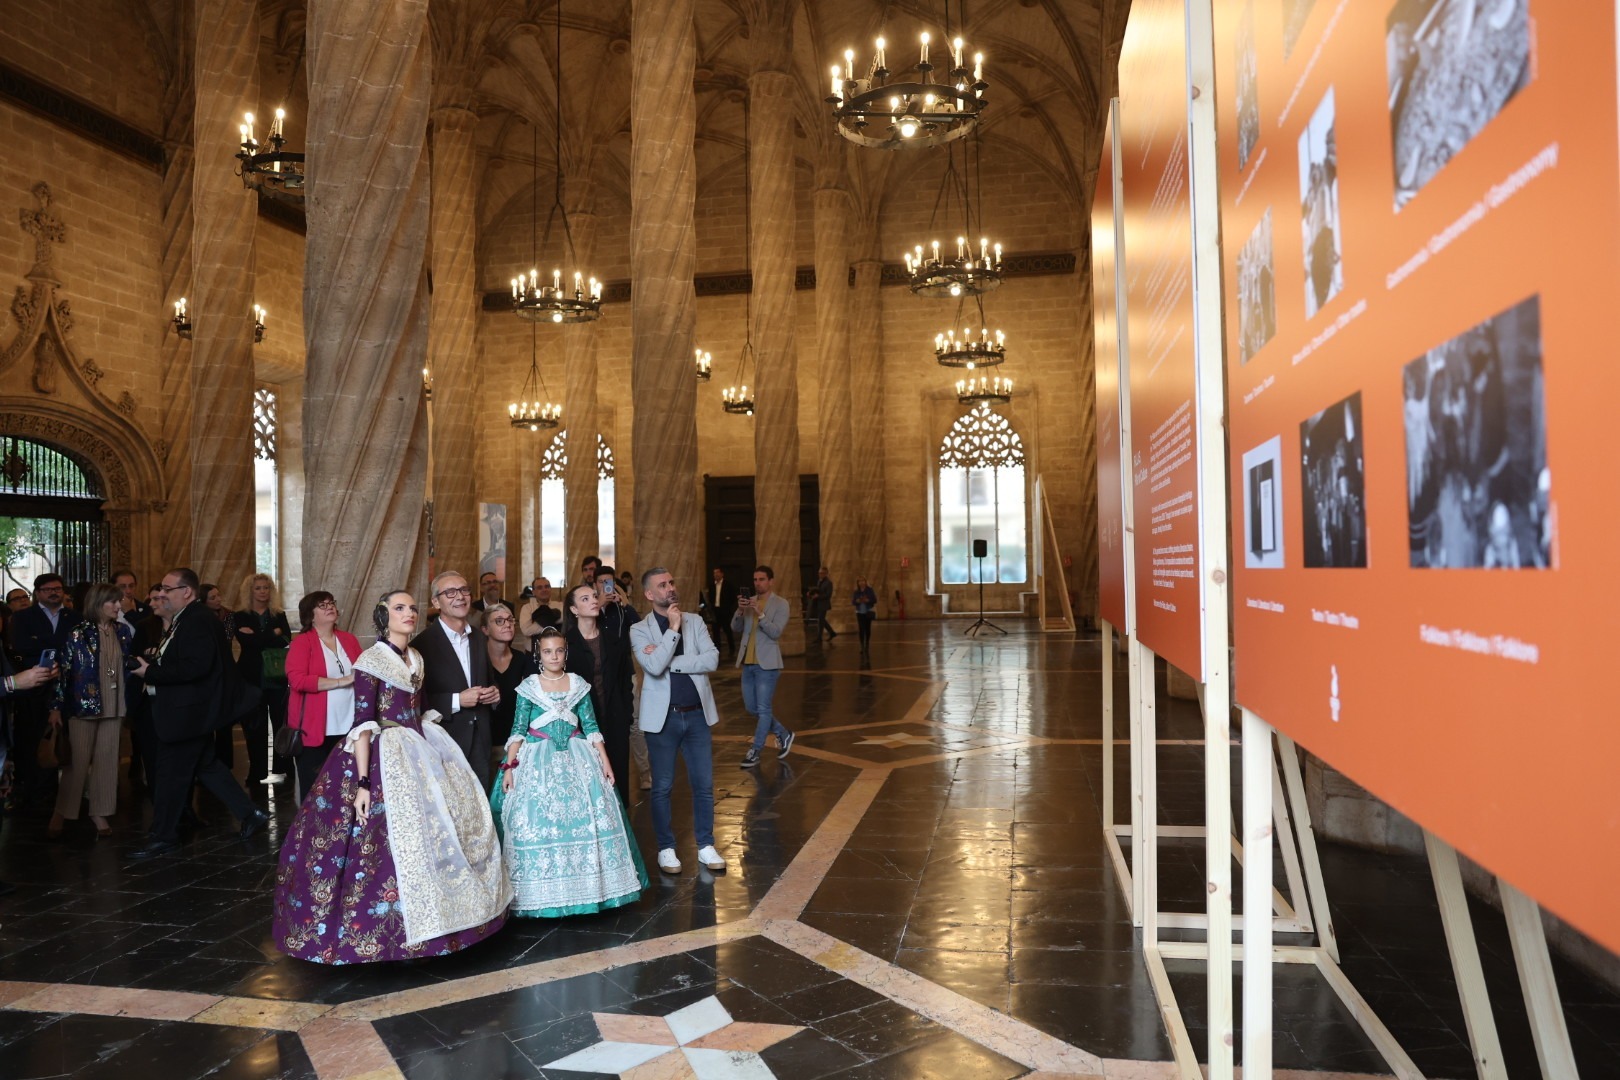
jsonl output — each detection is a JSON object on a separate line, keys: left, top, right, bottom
{"left": 274, "top": 692, "right": 306, "bottom": 758}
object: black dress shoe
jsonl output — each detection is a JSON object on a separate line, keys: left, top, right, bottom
{"left": 130, "top": 840, "right": 181, "bottom": 860}
{"left": 239, "top": 809, "right": 270, "bottom": 840}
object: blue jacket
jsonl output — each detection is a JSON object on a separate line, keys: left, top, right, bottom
{"left": 52, "top": 619, "right": 133, "bottom": 718}
{"left": 11, "top": 603, "right": 81, "bottom": 667}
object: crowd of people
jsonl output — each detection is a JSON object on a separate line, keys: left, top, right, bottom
{"left": 0, "top": 556, "right": 884, "bottom": 964}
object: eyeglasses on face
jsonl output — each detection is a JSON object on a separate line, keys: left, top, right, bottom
{"left": 158, "top": 584, "right": 190, "bottom": 593}
{"left": 487, "top": 615, "right": 515, "bottom": 627}
{"left": 436, "top": 586, "right": 472, "bottom": 599}
{"left": 315, "top": 600, "right": 338, "bottom": 611}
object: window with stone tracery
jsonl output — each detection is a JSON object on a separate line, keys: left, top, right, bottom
{"left": 253, "top": 388, "right": 278, "bottom": 576}
{"left": 936, "top": 403, "right": 1027, "bottom": 585}
{"left": 538, "top": 429, "right": 616, "bottom": 582}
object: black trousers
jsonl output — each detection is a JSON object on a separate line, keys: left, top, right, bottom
{"left": 241, "top": 686, "right": 290, "bottom": 784}
{"left": 857, "top": 612, "right": 875, "bottom": 648}
{"left": 598, "top": 704, "right": 631, "bottom": 808}
{"left": 150, "top": 734, "right": 255, "bottom": 844}
{"left": 709, "top": 613, "right": 735, "bottom": 656}
{"left": 128, "top": 697, "right": 158, "bottom": 797}
{"left": 294, "top": 735, "right": 340, "bottom": 804}
{"left": 10, "top": 695, "right": 49, "bottom": 805}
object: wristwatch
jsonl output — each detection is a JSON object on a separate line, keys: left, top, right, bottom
{"left": 356, "top": 777, "right": 372, "bottom": 790}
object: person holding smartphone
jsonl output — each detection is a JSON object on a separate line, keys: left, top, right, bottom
{"left": 732, "top": 565, "right": 794, "bottom": 768}
{"left": 46, "top": 583, "right": 133, "bottom": 838}
{"left": 594, "top": 565, "right": 649, "bottom": 786}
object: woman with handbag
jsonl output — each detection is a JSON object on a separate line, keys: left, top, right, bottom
{"left": 234, "top": 573, "right": 292, "bottom": 787}
{"left": 46, "top": 583, "right": 133, "bottom": 838}
{"left": 283, "top": 591, "right": 361, "bottom": 801}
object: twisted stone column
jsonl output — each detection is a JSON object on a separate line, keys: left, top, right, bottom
{"left": 1072, "top": 251, "right": 1101, "bottom": 622}
{"left": 629, "top": 0, "right": 701, "bottom": 595}
{"left": 748, "top": 69, "right": 804, "bottom": 656}
{"left": 157, "top": 77, "right": 194, "bottom": 569}
{"left": 563, "top": 208, "right": 601, "bottom": 577}
{"left": 427, "top": 105, "right": 480, "bottom": 581}
{"left": 189, "top": 0, "right": 258, "bottom": 588}
{"left": 850, "top": 258, "right": 887, "bottom": 601}
{"left": 302, "top": 0, "right": 433, "bottom": 629}
{"left": 813, "top": 184, "right": 856, "bottom": 633}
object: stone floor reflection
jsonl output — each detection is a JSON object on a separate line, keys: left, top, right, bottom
{"left": 2, "top": 622, "right": 1619, "bottom": 1078}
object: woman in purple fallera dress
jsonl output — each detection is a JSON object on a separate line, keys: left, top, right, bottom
{"left": 272, "top": 591, "right": 511, "bottom": 964}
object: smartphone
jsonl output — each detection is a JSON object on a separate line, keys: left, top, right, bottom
{"left": 39, "top": 648, "right": 57, "bottom": 668}
{"left": 602, "top": 580, "right": 615, "bottom": 595}
{"left": 737, "top": 587, "right": 752, "bottom": 602}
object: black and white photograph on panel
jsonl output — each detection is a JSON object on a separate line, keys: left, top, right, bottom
{"left": 1236, "top": 0, "right": 1261, "bottom": 171}
{"left": 1243, "top": 435, "right": 1286, "bottom": 569}
{"left": 1402, "top": 295, "right": 1549, "bottom": 569}
{"left": 1238, "top": 208, "right": 1277, "bottom": 363}
{"left": 1299, "top": 392, "right": 1367, "bottom": 568}
{"left": 1298, "top": 88, "right": 1343, "bottom": 320}
{"left": 1281, "top": 0, "right": 1319, "bottom": 58}
{"left": 1386, "top": 0, "right": 1530, "bottom": 211}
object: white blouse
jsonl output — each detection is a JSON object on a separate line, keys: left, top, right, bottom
{"left": 322, "top": 639, "right": 356, "bottom": 737}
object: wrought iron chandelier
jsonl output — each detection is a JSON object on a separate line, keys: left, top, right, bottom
{"left": 510, "top": 1, "right": 601, "bottom": 325}
{"left": 721, "top": 97, "right": 756, "bottom": 417}
{"left": 935, "top": 326, "right": 1005, "bottom": 369}
{"left": 956, "top": 374, "right": 1012, "bottom": 405}
{"left": 828, "top": 2, "right": 986, "bottom": 150}
{"left": 236, "top": 108, "right": 306, "bottom": 199}
{"left": 509, "top": 321, "right": 562, "bottom": 431}
{"left": 695, "top": 348, "right": 712, "bottom": 381}
{"left": 905, "top": 120, "right": 1001, "bottom": 297}
{"left": 171, "top": 297, "right": 266, "bottom": 344}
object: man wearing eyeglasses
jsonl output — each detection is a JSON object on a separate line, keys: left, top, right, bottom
{"left": 130, "top": 568, "right": 267, "bottom": 859}
{"left": 411, "top": 571, "right": 499, "bottom": 787}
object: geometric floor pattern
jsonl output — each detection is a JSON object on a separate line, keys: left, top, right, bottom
{"left": 4, "top": 625, "right": 1620, "bottom": 1078}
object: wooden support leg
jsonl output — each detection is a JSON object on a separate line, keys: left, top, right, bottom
{"left": 1242, "top": 708, "right": 1274, "bottom": 1079}
{"left": 1499, "top": 880, "right": 1579, "bottom": 1079}
{"left": 1425, "top": 830, "right": 1508, "bottom": 1080}
{"left": 1102, "top": 619, "right": 1115, "bottom": 831}
{"left": 1276, "top": 732, "right": 1339, "bottom": 962}
{"left": 1271, "top": 747, "right": 1313, "bottom": 933}
{"left": 1132, "top": 636, "right": 1153, "bottom": 928}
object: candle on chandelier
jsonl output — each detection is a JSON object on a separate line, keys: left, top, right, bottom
{"left": 956, "top": 236, "right": 966, "bottom": 260}
{"left": 174, "top": 298, "right": 187, "bottom": 319}
{"left": 272, "top": 108, "right": 285, "bottom": 139}
{"left": 875, "top": 37, "right": 887, "bottom": 70}
{"left": 952, "top": 37, "right": 964, "bottom": 69}
{"left": 931, "top": 240, "right": 940, "bottom": 262}
{"left": 996, "top": 330, "right": 1005, "bottom": 347}
{"left": 574, "top": 271, "right": 583, "bottom": 297}
{"left": 920, "top": 32, "right": 930, "bottom": 65}
{"left": 974, "top": 53, "right": 984, "bottom": 82}
{"left": 243, "top": 112, "right": 255, "bottom": 144}
{"left": 993, "top": 243, "right": 1002, "bottom": 264}
{"left": 552, "top": 269, "right": 562, "bottom": 293}
{"left": 831, "top": 65, "right": 843, "bottom": 100}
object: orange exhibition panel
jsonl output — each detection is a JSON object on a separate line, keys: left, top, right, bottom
{"left": 1213, "top": 0, "right": 1620, "bottom": 953}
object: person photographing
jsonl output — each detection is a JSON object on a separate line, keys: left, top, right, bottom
{"left": 732, "top": 565, "right": 793, "bottom": 768}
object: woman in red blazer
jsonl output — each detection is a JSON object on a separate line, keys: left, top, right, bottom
{"left": 285, "top": 591, "right": 363, "bottom": 801}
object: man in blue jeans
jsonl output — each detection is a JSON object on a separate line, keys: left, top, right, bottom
{"left": 732, "top": 565, "right": 793, "bottom": 769}
{"left": 631, "top": 567, "right": 725, "bottom": 875}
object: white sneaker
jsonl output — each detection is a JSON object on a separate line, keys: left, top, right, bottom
{"left": 657, "top": 848, "right": 682, "bottom": 874}
{"left": 697, "top": 845, "right": 726, "bottom": 871}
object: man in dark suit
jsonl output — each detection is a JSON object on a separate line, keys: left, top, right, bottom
{"left": 412, "top": 570, "right": 497, "bottom": 788}
{"left": 130, "top": 568, "right": 267, "bottom": 859}
{"left": 698, "top": 567, "right": 737, "bottom": 658}
{"left": 9, "top": 573, "right": 81, "bottom": 807}
{"left": 0, "top": 648, "right": 58, "bottom": 893}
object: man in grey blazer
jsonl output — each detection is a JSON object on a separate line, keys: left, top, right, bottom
{"left": 631, "top": 567, "right": 725, "bottom": 875}
{"left": 732, "top": 565, "right": 794, "bottom": 769}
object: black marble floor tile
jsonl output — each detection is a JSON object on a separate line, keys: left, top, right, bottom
{"left": 834, "top": 1027, "right": 1029, "bottom": 1080}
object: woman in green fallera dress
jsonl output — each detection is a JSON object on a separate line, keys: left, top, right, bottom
{"left": 491, "top": 628, "right": 647, "bottom": 917}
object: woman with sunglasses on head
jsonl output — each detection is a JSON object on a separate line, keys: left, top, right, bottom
{"left": 272, "top": 590, "right": 510, "bottom": 965}
{"left": 283, "top": 592, "right": 362, "bottom": 801}
{"left": 563, "top": 583, "right": 636, "bottom": 807}
{"left": 483, "top": 600, "right": 536, "bottom": 750}
{"left": 492, "top": 627, "right": 646, "bottom": 918}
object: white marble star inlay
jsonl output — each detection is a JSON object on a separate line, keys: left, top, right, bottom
{"left": 542, "top": 995, "right": 804, "bottom": 1079}
{"left": 852, "top": 731, "right": 938, "bottom": 748}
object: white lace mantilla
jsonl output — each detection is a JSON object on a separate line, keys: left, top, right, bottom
{"left": 516, "top": 672, "right": 590, "bottom": 717}
{"left": 353, "top": 642, "right": 423, "bottom": 693}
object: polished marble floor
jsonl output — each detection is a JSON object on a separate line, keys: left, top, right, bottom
{"left": 2, "top": 622, "right": 1618, "bottom": 1079}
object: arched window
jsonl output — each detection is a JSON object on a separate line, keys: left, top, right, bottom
{"left": 538, "top": 429, "right": 616, "bottom": 582}
{"left": 937, "top": 403, "right": 1027, "bottom": 585}
{"left": 253, "top": 387, "right": 277, "bottom": 575}
{"left": 0, "top": 435, "right": 108, "bottom": 586}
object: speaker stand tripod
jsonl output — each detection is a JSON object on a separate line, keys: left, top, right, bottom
{"left": 963, "top": 554, "right": 1007, "bottom": 636}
